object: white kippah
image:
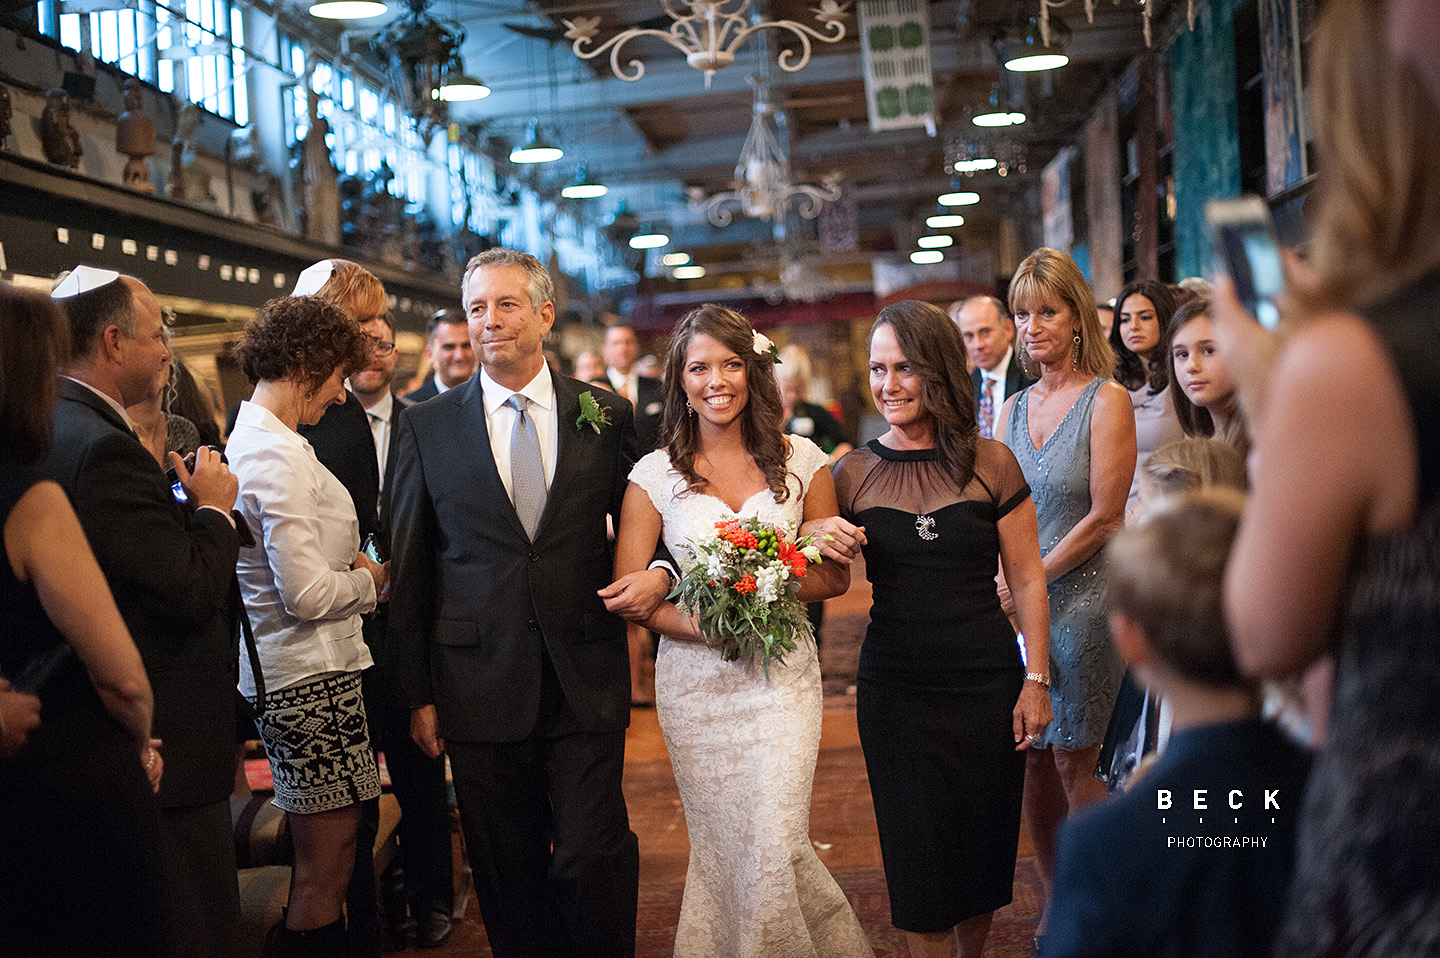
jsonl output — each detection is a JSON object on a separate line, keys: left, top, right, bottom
{"left": 51, "top": 265, "right": 121, "bottom": 299}
{"left": 292, "top": 260, "right": 335, "bottom": 297}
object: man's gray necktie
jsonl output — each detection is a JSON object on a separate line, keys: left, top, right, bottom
{"left": 508, "top": 394, "right": 547, "bottom": 539}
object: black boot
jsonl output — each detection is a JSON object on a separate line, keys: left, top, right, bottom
{"left": 283, "top": 917, "right": 347, "bottom": 958}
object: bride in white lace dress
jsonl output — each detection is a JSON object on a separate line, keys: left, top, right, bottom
{"left": 611, "top": 305, "right": 874, "bottom": 958}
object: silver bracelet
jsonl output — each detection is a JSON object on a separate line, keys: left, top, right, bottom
{"left": 1024, "top": 671, "right": 1051, "bottom": 688}
{"left": 145, "top": 746, "right": 156, "bottom": 772}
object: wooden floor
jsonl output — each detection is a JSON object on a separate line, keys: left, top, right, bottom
{"left": 389, "top": 560, "right": 1041, "bottom": 956}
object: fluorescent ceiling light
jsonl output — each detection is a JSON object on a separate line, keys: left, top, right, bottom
{"left": 629, "top": 233, "right": 670, "bottom": 249}
{"left": 911, "top": 250, "right": 944, "bottom": 265}
{"left": 661, "top": 252, "right": 692, "bottom": 267}
{"left": 917, "top": 235, "right": 953, "bottom": 249}
{"left": 926, "top": 214, "right": 966, "bottom": 229}
{"left": 561, "top": 183, "right": 608, "bottom": 199}
{"left": 308, "top": 0, "right": 386, "bottom": 18}
{"left": 672, "top": 266, "right": 706, "bottom": 279}
{"left": 939, "top": 191, "right": 980, "bottom": 206}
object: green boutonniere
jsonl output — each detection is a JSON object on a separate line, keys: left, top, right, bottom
{"left": 575, "top": 390, "right": 612, "bottom": 433}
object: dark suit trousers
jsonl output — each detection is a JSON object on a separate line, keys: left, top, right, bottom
{"left": 159, "top": 800, "right": 241, "bottom": 958}
{"left": 447, "top": 654, "right": 638, "bottom": 958}
{"left": 363, "top": 659, "right": 456, "bottom": 918}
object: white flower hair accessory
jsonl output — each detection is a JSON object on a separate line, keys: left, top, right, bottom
{"left": 752, "top": 330, "right": 781, "bottom": 363}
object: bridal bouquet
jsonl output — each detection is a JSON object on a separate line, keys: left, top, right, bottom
{"left": 670, "top": 516, "right": 825, "bottom": 674}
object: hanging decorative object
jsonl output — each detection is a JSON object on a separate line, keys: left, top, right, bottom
{"left": 857, "top": 0, "right": 936, "bottom": 133}
{"left": 1039, "top": 0, "right": 1194, "bottom": 48}
{"left": 372, "top": 0, "right": 475, "bottom": 134}
{"left": 690, "top": 82, "right": 842, "bottom": 227}
{"left": 945, "top": 132, "right": 1027, "bottom": 178}
{"left": 562, "top": 0, "right": 850, "bottom": 89}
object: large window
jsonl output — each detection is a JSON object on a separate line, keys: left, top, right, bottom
{"left": 280, "top": 32, "right": 430, "bottom": 205}
{"left": 38, "top": 0, "right": 248, "bottom": 123}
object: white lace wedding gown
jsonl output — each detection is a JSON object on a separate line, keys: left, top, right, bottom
{"left": 630, "top": 437, "right": 874, "bottom": 958}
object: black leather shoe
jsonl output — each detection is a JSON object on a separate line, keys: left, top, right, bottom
{"left": 415, "top": 912, "right": 453, "bottom": 949}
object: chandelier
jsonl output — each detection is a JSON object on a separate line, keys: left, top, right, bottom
{"left": 372, "top": 0, "right": 472, "bottom": 133}
{"left": 691, "top": 83, "right": 842, "bottom": 227}
{"left": 1038, "top": 0, "right": 1194, "bottom": 48}
{"left": 563, "top": 0, "right": 850, "bottom": 89}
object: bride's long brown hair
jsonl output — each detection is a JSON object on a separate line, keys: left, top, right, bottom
{"left": 659, "top": 304, "right": 792, "bottom": 503}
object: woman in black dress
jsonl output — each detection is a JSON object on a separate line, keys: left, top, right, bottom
{"left": 0, "top": 281, "right": 170, "bottom": 956}
{"left": 833, "top": 300, "right": 1052, "bottom": 958}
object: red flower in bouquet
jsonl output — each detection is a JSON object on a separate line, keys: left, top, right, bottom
{"left": 777, "top": 540, "right": 808, "bottom": 579}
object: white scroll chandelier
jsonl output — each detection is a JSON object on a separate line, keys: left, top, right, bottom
{"left": 563, "top": 0, "right": 850, "bottom": 88}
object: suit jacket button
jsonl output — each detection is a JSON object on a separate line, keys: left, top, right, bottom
{"left": 528, "top": 551, "right": 539, "bottom": 563}
{"left": 527, "top": 620, "right": 539, "bottom": 631}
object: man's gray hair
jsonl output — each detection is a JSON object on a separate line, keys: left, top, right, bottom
{"left": 463, "top": 249, "right": 554, "bottom": 312}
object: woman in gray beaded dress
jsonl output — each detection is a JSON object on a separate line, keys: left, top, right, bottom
{"left": 995, "top": 247, "right": 1136, "bottom": 938}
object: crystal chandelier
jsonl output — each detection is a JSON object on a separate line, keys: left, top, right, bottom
{"left": 690, "top": 83, "right": 842, "bottom": 227}
{"left": 372, "top": 0, "right": 476, "bottom": 133}
{"left": 563, "top": 0, "right": 850, "bottom": 89}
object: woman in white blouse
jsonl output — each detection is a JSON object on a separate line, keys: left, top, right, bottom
{"left": 228, "top": 295, "right": 385, "bottom": 957}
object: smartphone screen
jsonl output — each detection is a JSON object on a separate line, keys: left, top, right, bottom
{"left": 1206, "top": 196, "right": 1285, "bottom": 330}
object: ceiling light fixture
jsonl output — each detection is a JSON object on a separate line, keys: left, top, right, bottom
{"left": 309, "top": 0, "right": 387, "bottom": 19}
{"left": 661, "top": 252, "right": 692, "bottom": 267}
{"left": 972, "top": 111, "right": 1026, "bottom": 128}
{"left": 372, "top": 0, "right": 473, "bottom": 132}
{"left": 509, "top": 121, "right": 563, "bottom": 163}
{"left": 672, "top": 265, "right": 707, "bottom": 279}
{"left": 926, "top": 213, "right": 965, "bottom": 229}
{"left": 953, "top": 157, "right": 998, "bottom": 173}
{"left": 563, "top": 1, "right": 851, "bottom": 89}
{"left": 911, "top": 250, "right": 944, "bottom": 265}
{"left": 938, "top": 191, "right": 980, "bottom": 206}
{"left": 629, "top": 231, "right": 670, "bottom": 249}
{"left": 1005, "top": 17, "right": 1068, "bottom": 72}
{"left": 560, "top": 167, "right": 607, "bottom": 198}
{"left": 692, "top": 81, "right": 842, "bottom": 227}
{"left": 972, "top": 81, "right": 1026, "bottom": 128}
{"left": 917, "top": 235, "right": 953, "bottom": 249}
{"left": 435, "top": 68, "right": 490, "bottom": 101}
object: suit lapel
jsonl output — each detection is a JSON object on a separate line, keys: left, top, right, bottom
{"left": 456, "top": 377, "right": 529, "bottom": 541}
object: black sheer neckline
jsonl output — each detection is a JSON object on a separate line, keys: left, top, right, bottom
{"left": 867, "top": 438, "right": 938, "bottom": 462}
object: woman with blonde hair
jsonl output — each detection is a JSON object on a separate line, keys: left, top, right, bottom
{"left": 996, "top": 247, "right": 1136, "bottom": 940}
{"left": 1217, "top": 0, "right": 1440, "bottom": 952}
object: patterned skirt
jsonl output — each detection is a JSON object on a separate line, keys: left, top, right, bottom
{"left": 254, "top": 671, "right": 381, "bottom": 815}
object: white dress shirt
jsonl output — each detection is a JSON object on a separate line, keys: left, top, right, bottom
{"left": 228, "top": 401, "right": 376, "bottom": 696}
{"left": 481, "top": 363, "right": 559, "bottom": 503}
{"left": 607, "top": 367, "right": 638, "bottom": 402}
{"left": 364, "top": 390, "right": 395, "bottom": 496}
{"left": 433, "top": 374, "right": 455, "bottom": 395}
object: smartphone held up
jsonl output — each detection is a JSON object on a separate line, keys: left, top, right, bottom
{"left": 1205, "top": 196, "right": 1286, "bottom": 330}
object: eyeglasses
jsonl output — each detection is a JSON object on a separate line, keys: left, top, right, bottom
{"left": 370, "top": 336, "right": 396, "bottom": 356}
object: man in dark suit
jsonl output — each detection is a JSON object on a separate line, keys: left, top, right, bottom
{"left": 296, "top": 260, "right": 457, "bottom": 951}
{"left": 955, "top": 294, "right": 1033, "bottom": 439}
{"left": 403, "top": 308, "right": 476, "bottom": 403}
{"left": 603, "top": 323, "right": 664, "bottom": 453}
{"left": 49, "top": 267, "right": 243, "bottom": 958}
{"left": 390, "top": 249, "right": 670, "bottom": 958}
